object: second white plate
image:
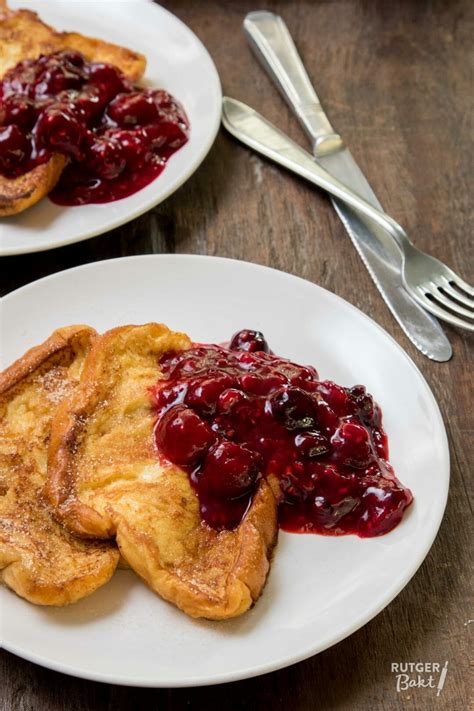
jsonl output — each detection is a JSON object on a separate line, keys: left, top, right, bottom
{"left": 0, "top": 1, "right": 221, "bottom": 256}
{"left": 1, "top": 255, "right": 449, "bottom": 686}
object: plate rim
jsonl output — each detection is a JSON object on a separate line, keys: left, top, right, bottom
{"left": 0, "top": 1, "right": 222, "bottom": 257}
{"left": 1, "top": 254, "right": 450, "bottom": 687}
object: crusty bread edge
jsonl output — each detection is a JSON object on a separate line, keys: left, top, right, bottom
{"left": 59, "top": 31, "right": 146, "bottom": 82}
{"left": 116, "top": 479, "right": 278, "bottom": 620}
{"left": 0, "top": 154, "right": 67, "bottom": 217}
{"left": 0, "top": 551, "right": 116, "bottom": 607}
{"left": 0, "top": 324, "right": 96, "bottom": 395}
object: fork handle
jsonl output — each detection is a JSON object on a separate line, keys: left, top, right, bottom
{"left": 244, "top": 11, "right": 343, "bottom": 155}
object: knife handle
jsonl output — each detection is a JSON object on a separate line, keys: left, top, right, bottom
{"left": 222, "top": 98, "right": 411, "bottom": 257}
{"left": 244, "top": 11, "right": 343, "bottom": 157}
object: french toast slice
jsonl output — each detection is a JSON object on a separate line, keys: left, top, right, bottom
{"left": 46, "top": 324, "right": 278, "bottom": 620}
{"left": 0, "top": 326, "right": 119, "bottom": 605}
{"left": 0, "top": 3, "right": 146, "bottom": 216}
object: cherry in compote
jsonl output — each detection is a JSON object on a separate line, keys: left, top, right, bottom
{"left": 151, "top": 329, "right": 413, "bottom": 534}
{"left": 229, "top": 329, "right": 269, "bottom": 353}
{"left": 155, "top": 405, "right": 216, "bottom": 466}
{"left": 0, "top": 51, "right": 189, "bottom": 205}
{"left": 196, "top": 441, "right": 260, "bottom": 499}
{"left": 0, "top": 125, "right": 30, "bottom": 171}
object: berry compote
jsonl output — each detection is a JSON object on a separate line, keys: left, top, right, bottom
{"left": 151, "top": 330, "right": 413, "bottom": 536}
{"left": 0, "top": 51, "right": 188, "bottom": 204}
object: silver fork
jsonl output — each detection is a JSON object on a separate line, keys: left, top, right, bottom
{"left": 394, "top": 236, "right": 473, "bottom": 331}
{"left": 358, "top": 201, "right": 474, "bottom": 330}
{"left": 222, "top": 98, "right": 474, "bottom": 331}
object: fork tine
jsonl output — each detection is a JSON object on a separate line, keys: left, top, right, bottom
{"left": 445, "top": 271, "right": 474, "bottom": 297}
{"left": 439, "top": 277, "right": 474, "bottom": 308}
{"left": 415, "top": 287, "right": 474, "bottom": 331}
{"left": 427, "top": 287, "right": 474, "bottom": 320}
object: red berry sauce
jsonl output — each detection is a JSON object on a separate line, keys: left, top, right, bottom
{"left": 0, "top": 51, "right": 188, "bottom": 205}
{"left": 151, "top": 330, "right": 413, "bottom": 536}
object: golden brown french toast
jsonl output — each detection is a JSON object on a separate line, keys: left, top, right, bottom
{"left": 0, "top": 326, "right": 119, "bottom": 605}
{"left": 47, "top": 324, "right": 278, "bottom": 619}
{"left": 0, "top": 3, "right": 146, "bottom": 216}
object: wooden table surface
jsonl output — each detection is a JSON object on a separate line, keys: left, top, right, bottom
{"left": 1, "top": 1, "right": 472, "bottom": 709}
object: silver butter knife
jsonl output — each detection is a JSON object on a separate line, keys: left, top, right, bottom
{"left": 242, "top": 11, "right": 452, "bottom": 362}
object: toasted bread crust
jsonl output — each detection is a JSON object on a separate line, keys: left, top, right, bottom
{"left": 0, "top": 324, "right": 94, "bottom": 398}
{"left": 0, "top": 6, "right": 146, "bottom": 78}
{"left": 115, "top": 480, "right": 277, "bottom": 619}
{"left": 0, "top": 4, "right": 146, "bottom": 216}
{"left": 59, "top": 31, "right": 146, "bottom": 82}
{"left": 47, "top": 324, "right": 278, "bottom": 619}
{"left": 0, "top": 154, "right": 67, "bottom": 216}
{"left": 0, "top": 326, "right": 119, "bottom": 606}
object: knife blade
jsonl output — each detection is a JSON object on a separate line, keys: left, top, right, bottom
{"left": 242, "top": 10, "right": 452, "bottom": 362}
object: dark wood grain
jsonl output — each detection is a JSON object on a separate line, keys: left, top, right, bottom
{"left": 1, "top": 1, "right": 473, "bottom": 709}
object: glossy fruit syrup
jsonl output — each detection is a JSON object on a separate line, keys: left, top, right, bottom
{"left": 0, "top": 51, "right": 188, "bottom": 204}
{"left": 151, "top": 330, "right": 413, "bottom": 536}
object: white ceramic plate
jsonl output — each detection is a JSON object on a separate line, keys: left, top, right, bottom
{"left": 0, "top": 255, "right": 449, "bottom": 687}
{"left": 0, "top": 1, "right": 221, "bottom": 256}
